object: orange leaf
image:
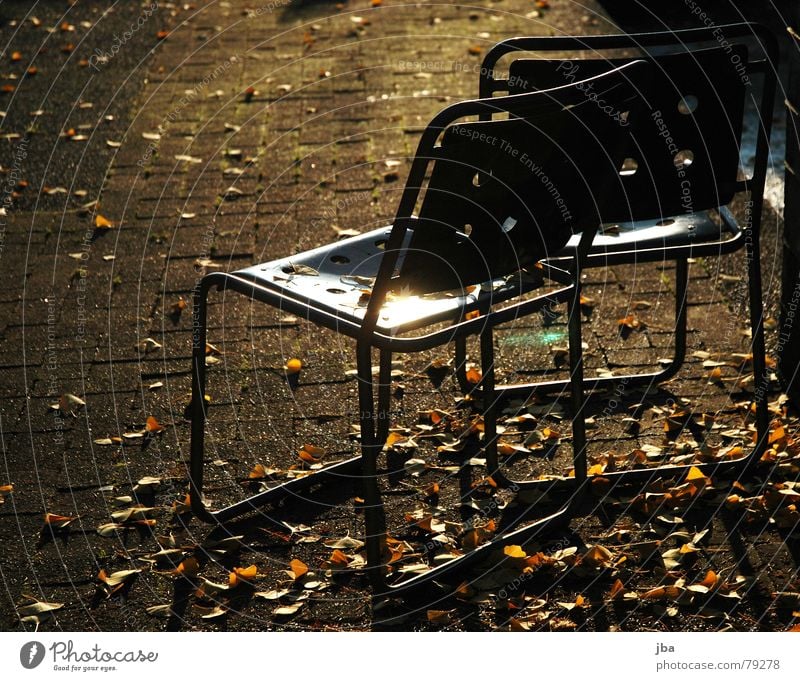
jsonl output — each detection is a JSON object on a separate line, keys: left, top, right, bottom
{"left": 11, "top": 51, "right": 22, "bottom": 61}
{"left": 700, "top": 570, "right": 718, "bottom": 589}
{"left": 249, "top": 463, "right": 268, "bottom": 479}
{"left": 229, "top": 564, "right": 258, "bottom": 587}
{"left": 423, "top": 482, "right": 440, "bottom": 497}
{"left": 503, "top": 545, "right": 527, "bottom": 559}
{"left": 384, "top": 432, "right": 406, "bottom": 449}
{"left": 146, "top": 415, "right": 164, "bottom": 433}
{"left": 176, "top": 556, "right": 200, "bottom": 578}
{"left": 609, "top": 579, "right": 625, "bottom": 600}
{"left": 427, "top": 609, "right": 453, "bottom": 624}
{"left": 285, "top": 358, "right": 303, "bottom": 374}
{"left": 686, "top": 466, "right": 709, "bottom": 488}
{"left": 298, "top": 443, "right": 324, "bottom": 464}
{"left": 289, "top": 558, "right": 308, "bottom": 579}
{"left": 43, "top": 512, "right": 77, "bottom": 528}
{"left": 465, "top": 366, "right": 482, "bottom": 384}
{"left": 95, "top": 214, "right": 113, "bottom": 229}
{"left": 328, "top": 549, "right": 350, "bottom": 566}
{"left": 156, "top": 30, "right": 169, "bottom": 40}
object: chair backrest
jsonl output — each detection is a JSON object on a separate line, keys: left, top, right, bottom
{"left": 392, "top": 63, "right": 649, "bottom": 293}
{"left": 505, "top": 46, "right": 748, "bottom": 223}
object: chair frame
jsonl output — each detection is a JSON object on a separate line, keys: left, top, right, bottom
{"left": 189, "top": 64, "right": 651, "bottom": 594}
{"left": 452, "top": 23, "right": 777, "bottom": 484}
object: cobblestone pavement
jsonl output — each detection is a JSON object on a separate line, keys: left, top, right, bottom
{"left": 0, "top": 1, "right": 797, "bottom": 632}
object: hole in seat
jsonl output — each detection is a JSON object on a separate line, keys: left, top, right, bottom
{"left": 674, "top": 149, "right": 694, "bottom": 168}
{"left": 619, "top": 157, "right": 638, "bottom": 176}
{"left": 326, "top": 288, "right": 347, "bottom": 294}
{"left": 330, "top": 254, "right": 350, "bottom": 264}
{"left": 375, "top": 239, "right": 387, "bottom": 250}
{"left": 678, "top": 95, "right": 699, "bottom": 115}
{"left": 656, "top": 218, "right": 676, "bottom": 227}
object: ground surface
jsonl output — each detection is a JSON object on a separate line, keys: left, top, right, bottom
{"left": 0, "top": 0, "right": 799, "bottom": 632}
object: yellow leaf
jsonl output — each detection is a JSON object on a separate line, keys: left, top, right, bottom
{"left": 384, "top": 432, "right": 407, "bottom": 449}
{"left": 503, "top": 545, "right": 527, "bottom": 559}
{"left": 285, "top": 358, "right": 303, "bottom": 374}
{"left": 95, "top": 214, "right": 113, "bottom": 229}
{"left": 686, "top": 466, "right": 709, "bottom": 488}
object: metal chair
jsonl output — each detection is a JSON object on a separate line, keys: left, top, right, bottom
{"left": 453, "top": 23, "right": 778, "bottom": 485}
{"left": 189, "top": 62, "right": 651, "bottom": 594}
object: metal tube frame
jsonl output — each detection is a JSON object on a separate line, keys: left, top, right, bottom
{"left": 188, "top": 68, "right": 650, "bottom": 595}
{"left": 450, "top": 22, "right": 777, "bottom": 489}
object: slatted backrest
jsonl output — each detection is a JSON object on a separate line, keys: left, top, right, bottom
{"left": 394, "top": 66, "right": 647, "bottom": 293}
{"left": 507, "top": 46, "right": 748, "bottom": 222}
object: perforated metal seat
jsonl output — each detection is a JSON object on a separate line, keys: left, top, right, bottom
{"left": 554, "top": 208, "right": 740, "bottom": 265}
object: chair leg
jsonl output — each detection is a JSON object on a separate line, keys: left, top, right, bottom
{"left": 376, "top": 349, "right": 392, "bottom": 446}
{"left": 189, "top": 275, "right": 363, "bottom": 524}
{"left": 480, "top": 326, "right": 512, "bottom": 488}
{"left": 454, "top": 336, "right": 471, "bottom": 393}
{"left": 567, "top": 275, "right": 588, "bottom": 499}
{"left": 189, "top": 278, "right": 215, "bottom": 523}
{"left": 744, "top": 222, "right": 770, "bottom": 468}
{"left": 357, "top": 342, "right": 388, "bottom": 592}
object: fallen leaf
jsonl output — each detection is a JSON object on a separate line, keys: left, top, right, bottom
{"left": 146, "top": 416, "right": 165, "bottom": 434}
{"left": 18, "top": 598, "right": 64, "bottom": 626}
{"left": 175, "top": 556, "right": 200, "bottom": 578}
{"left": 285, "top": 358, "right": 303, "bottom": 374}
{"left": 229, "top": 564, "right": 258, "bottom": 587}
{"left": 289, "top": 558, "right": 309, "bottom": 580}
{"left": 427, "top": 609, "right": 453, "bottom": 624}
{"left": 43, "top": 512, "right": 77, "bottom": 530}
{"left": 298, "top": 443, "right": 324, "bottom": 464}
{"left": 323, "top": 534, "right": 365, "bottom": 551}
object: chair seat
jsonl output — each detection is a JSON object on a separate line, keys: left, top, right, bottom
{"left": 553, "top": 209, "right": 737, "bottom": 264}
{"left": 234, "top": 226, "right": 549, "bottom": 334}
